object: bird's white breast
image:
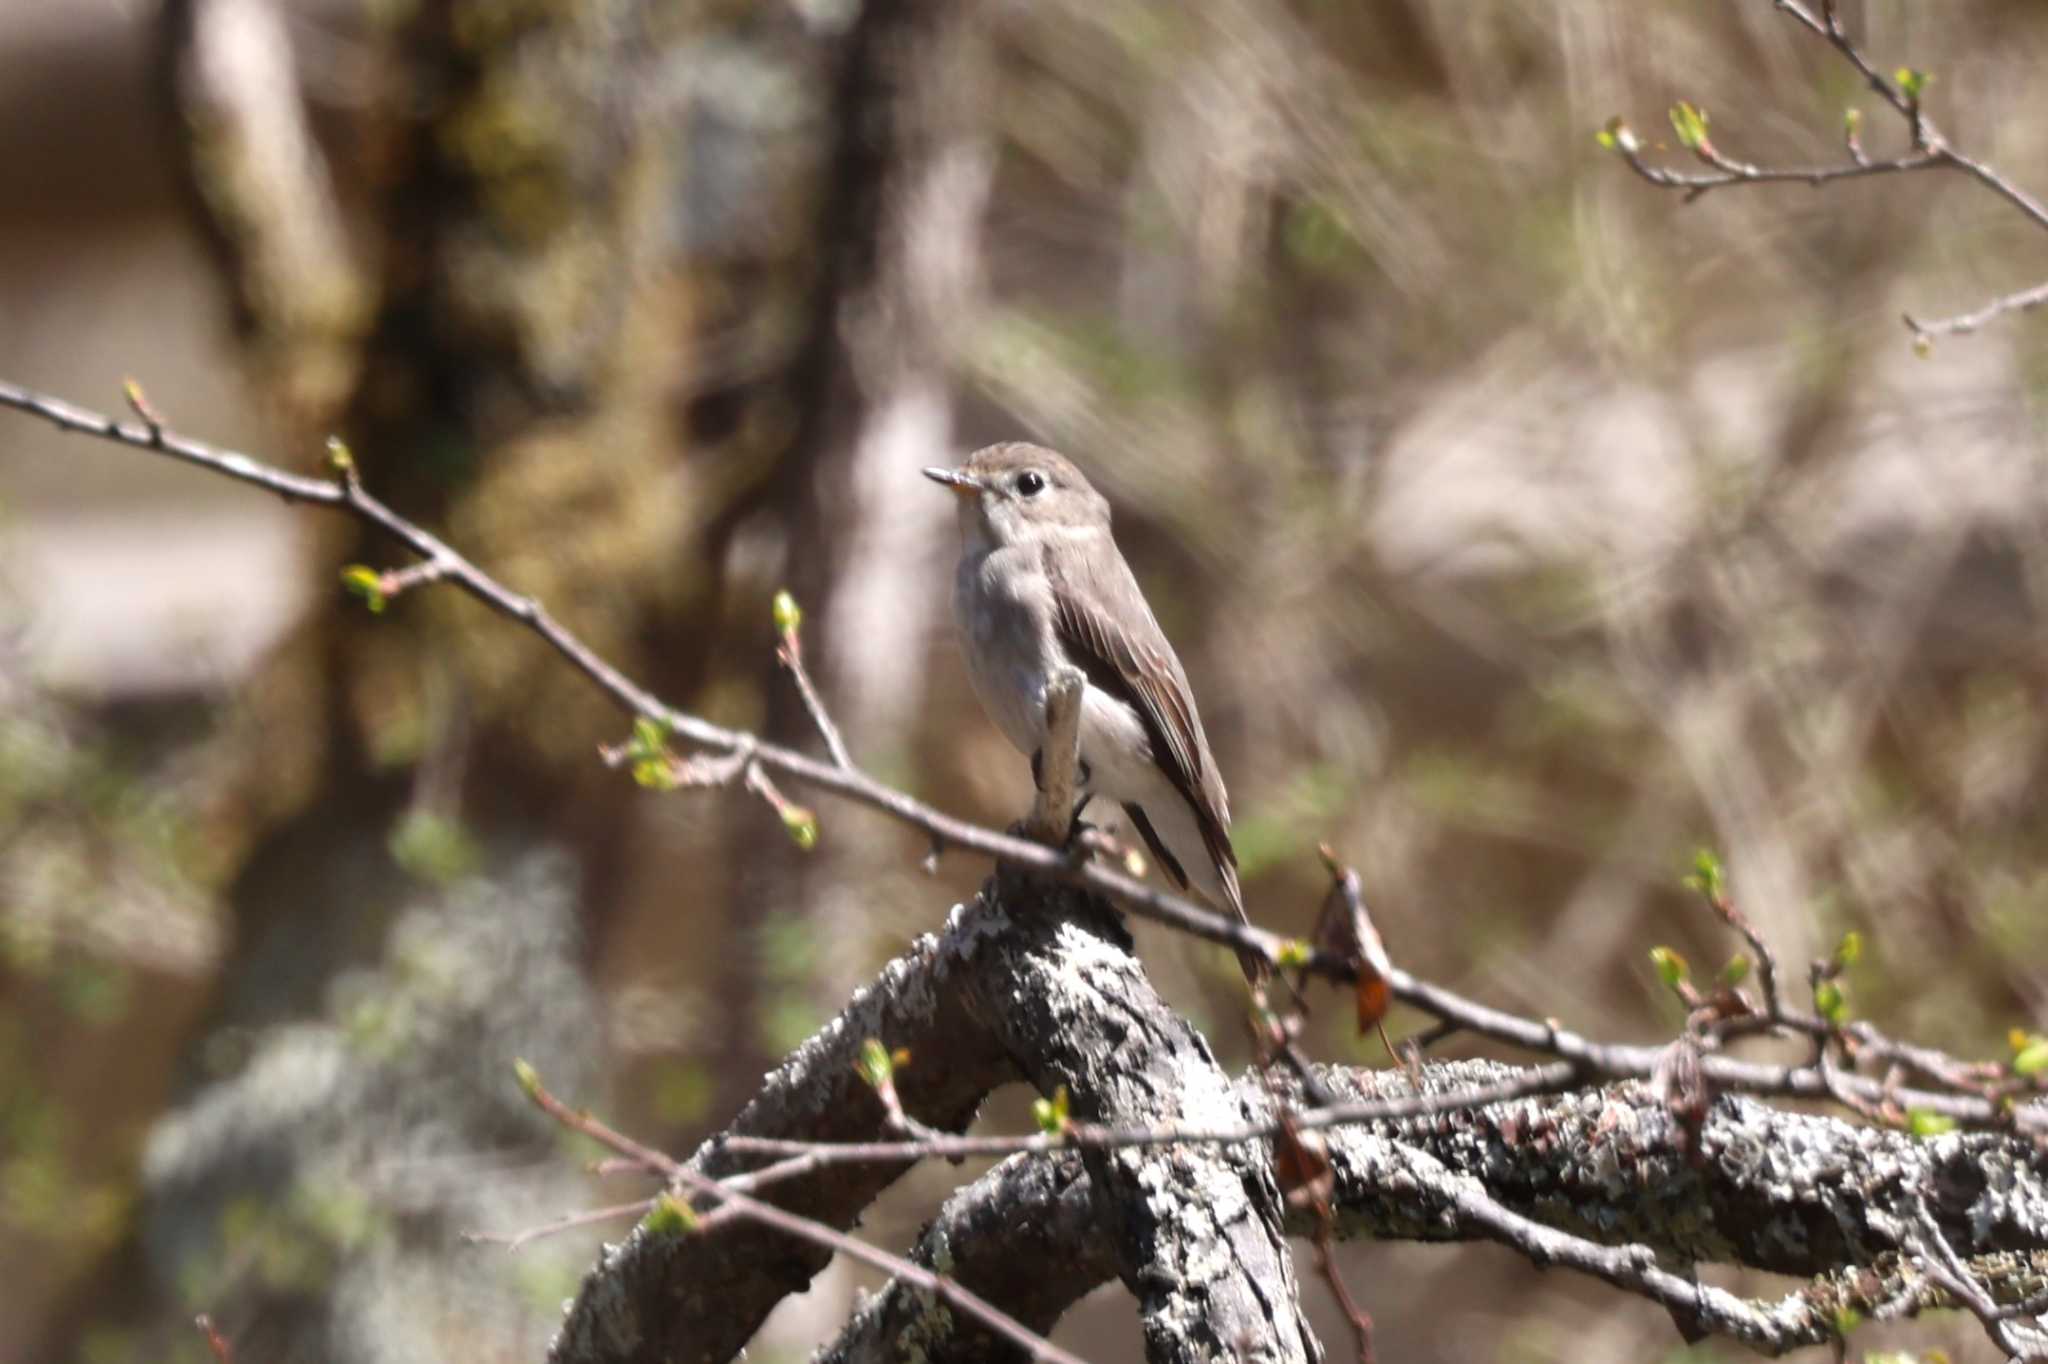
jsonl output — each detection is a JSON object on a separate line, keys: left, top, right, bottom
{"left": 953, "top": 541, "right": 1056, "bottom": 758}
{"left": 952, "top": 537, "right": 1160, "bottom": 805}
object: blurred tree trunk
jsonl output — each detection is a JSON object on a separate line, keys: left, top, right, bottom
{"left": 734, "top": 0, "right": 997, "bottom": 1068}
{"left": 43, "top": 0, "right": 932, "bottom": 1354}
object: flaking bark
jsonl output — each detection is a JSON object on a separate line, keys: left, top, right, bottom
{"left": 816, "top": 1150, "right": 1113, "bottom": 1364}
{"left": 953, "top": 873, "right": 1321, "bottom": 1364}
{"left": 816, "top": 1061, "right": 2048, "bottom": 1362}
{"left": 548, "top": 922, "right": 1014, "bottom": 1364}
{"left": 555, "top": 874, "right": 2048, "bottom": 1364}
{"left": 553, "top": 873, "right": 1323, "bottom": 1364}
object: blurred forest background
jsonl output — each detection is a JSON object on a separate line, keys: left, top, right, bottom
{"left": 3, "top": 0, "right": 2046, "bottom": 1361}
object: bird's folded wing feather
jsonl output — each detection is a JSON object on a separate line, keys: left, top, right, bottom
{"left": 1042, "top": 542, "right": 1236, "bottom": 871}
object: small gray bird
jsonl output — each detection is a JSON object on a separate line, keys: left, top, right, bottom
{"left": 925, "top": 443, "right": 1262, "bottom": 980}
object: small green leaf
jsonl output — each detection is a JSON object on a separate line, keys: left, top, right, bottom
{"left": 1682, "top": 847, "right": 1725, "bottom": 899}
{"left": 631, "top": 757, "right": 678, "bottom": 791}
{"left": 855, "top": 1037, "right": 893, "bottom": 1089}
{"left": 340, "top": 564, "right": 386, "bottom": 614}
{"left": 2012, "top": 1037, "right": 2048, "bottom": 1076}
{"left": 1649, "top": 946, "right": 1690, "bottom": 990}
{"left": 1814, "top": 978, "right": 1848, "bottom": 1025}
{"left": 1668, "top": 101, "right": 1710, "bottom": 151}
{"left": 624, "top": 716, "right": 676, "bottom": 788}
{"left": 781, "top": 803, "right": 819, "bottom": 851}
{"left": 325, "top": 435, "right": 355, "bottom": 474}
{"left": 513, "top": 1057, "right": 541, "bottom": 1101}
{"left": 1832, "top": 1305, "right": 1863, "bottom": 1337}
{"left": 1894, "top": 67, "right": 1928, "bottom": 101}
{"left": 1031, "top": 1084, "right": 1072, "bottom": 1135}
{"left": 642, "top": 1192, "right": 698, "bottom": 1237}
{"left": 1720, "top": 953, "right": 1752, "bottom": 987}
{"left": 772, "top": 589, "right": 803, "bottom": 637}
{"left": 1906, "top": 1108, "right": 1956, "bottom": 1139}
{"left": 1843, "top": 107, "right": 1862, "bottom": 135}
{"left": 1275, "top": 939, "right": 1313, "bottom": 971}
{"left": 1597, "top": 116, "right": 1639, "bottom": 155}
{"left": 1835, "top": 931, "right": 1863, "bottom": 968}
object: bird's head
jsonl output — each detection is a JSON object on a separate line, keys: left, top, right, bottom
{"left": 923, "top": 442, "right": 1111, "bottom": 550}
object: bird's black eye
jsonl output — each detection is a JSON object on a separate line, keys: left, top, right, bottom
{"left": 1015, "top": 471, "right": 1046, "bottom": 497}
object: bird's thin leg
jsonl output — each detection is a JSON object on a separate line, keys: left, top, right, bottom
{"left": 1031, "top": 748, "right": 1095, "bottom": 844}
{"left": 1030, "top": 747, "right": 1092, "bottom": 789}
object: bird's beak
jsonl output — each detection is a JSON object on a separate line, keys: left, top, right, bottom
{"left": 922, "top": 466, "right": 984, "bottom": 501}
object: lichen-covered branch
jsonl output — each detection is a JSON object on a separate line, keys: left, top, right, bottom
{"left": 551, "top": 870, "right": 1328, "bottom": 1364}
{"left": 814, "top": 1059, "right": 2048, "bottom": 1362}
{"left": 955, "top": 872, "right": 1322, "bottom": 1364}
{"left": 548, "top": 922, "right": 1015, "bottom": 1364}
{"left": 817, "top": 1150, "right": 1112, "bottom": 1364}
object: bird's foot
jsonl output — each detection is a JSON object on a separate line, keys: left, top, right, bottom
{"left": 1018, "top": 803, "right": 1105, "bottom": 858}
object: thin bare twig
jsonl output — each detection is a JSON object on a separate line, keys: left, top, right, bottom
{"left": 1692, "top": 879, "right": 1785, "bottom": 1021}
{"left": 775, "top": 606, "right": 855, "bottom": 770}
{"left": 1613, "top": 140, "right": 1939, "bottom": 201}
{"left": 464, "top": 1198, "right": 658, "bottom": 1253}
{"left": 1911, "top": 1199, "right": 2048, "bottom": 1361}
{"left": 1430, "top": 1153, "right": 1860, "bottom": 1353}
{"left": 1905, "top": 280, "right": 2048, "bottom": 341}
{"left": 719, "top": 1063, "right": 1576, "bottom": 1173}
{"left": 1612, "top": 0, "right": 2048, "bottom": 342}
{"left": 676, "top": 1169, "right": 1096, "bottom": 1364}
{"left": 516, "top": 1064, "right": 1096, "bottom": 1364}
{"left": 3, "top": 380, "right": 2043, "bottom": 1140}
{"left": 375, "top": 558, "right": 456, "bottom": 601}
{"left": 516, "top": 1064, "right": 682, "bottom": 1178}
{"left": 0, "top": 379, "right": 1290, "bottom": 973}
{"left": 741, "top": 761, "right": 817, "bottom": 845}
{"left": 1312, "top": 1226, "right": 1375, "bottom": 1364}
{"left": 1816, "top": 1041, "right": 1899, "bottom": 1130}
{"left": 1777, "top": 0, "right": 2048, "bottom": 239}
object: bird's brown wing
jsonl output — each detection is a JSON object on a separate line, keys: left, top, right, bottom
{"left": 1042, "top": 539, "right": 1239, "bottom": 896}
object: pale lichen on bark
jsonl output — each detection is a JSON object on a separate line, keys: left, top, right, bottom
{"left": 554, "top": 880, "right": 2048, "bottom": 1364}
{"left": 550, "top": 906, "right": 1017, "bottom": 1364}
